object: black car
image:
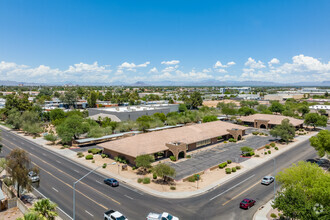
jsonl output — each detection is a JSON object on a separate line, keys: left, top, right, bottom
{"left": 104, "top": 178, "right": 119, "bottom": 187}
{"left": 306, "top": 159, "right": 318, "bottom": 164}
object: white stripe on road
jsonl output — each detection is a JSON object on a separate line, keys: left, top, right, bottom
{"left": 52, "top": 187, "right": 59, "bottom": 192}
{"left": 85, "top": 210, "right": 94, "bottom": 217}
{"left": 209, "top": 174, "right": 256, "bottom": 201}
{"left": 124, "top": 195, "right": 134, "bottom": 200}
{"left": 96, "top": 180, "right": 102, "bottom": 184}
{"left": 73, "top": 169, "right": 80, "bottom": 173}
{"left": 56, "top": 160, "right": 61, "bottom": 164}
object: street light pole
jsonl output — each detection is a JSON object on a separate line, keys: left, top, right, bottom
{"left": 273, "top": 158, "right": 276, "bottom": 201}
{"left": 72, "top": 166, "right": 101, "bottom": 220}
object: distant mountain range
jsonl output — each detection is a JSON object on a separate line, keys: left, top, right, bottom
{"left": 1, "top": 80, "right": 330, "bottom": 87}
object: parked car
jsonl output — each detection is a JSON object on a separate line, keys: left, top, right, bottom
{"left": 146, "top": 212, "right": 179, "bottom": 220}
{"left": 28, "top": 171, "right": 40, "bottom": 183}
{"left": 306, "top": 159, "right": 318, "bottom": 164}
{"left": 316, "top": 159, "right": 330, "bottom": 170}
{"left": 240, "top": 198, "right": 256, "bottom": 209}
{"left": 104, "top": 178, "right": 119, "bottom": 187}
{"left": 261, "top": 176, "right": 274, "bottom": 185}
{"left": 104, "top": 209, "right": 127, "bottom": 220}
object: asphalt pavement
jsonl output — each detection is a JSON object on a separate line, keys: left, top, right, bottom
{"left": 0, "top": 127, "right": 317, "bottom": 220}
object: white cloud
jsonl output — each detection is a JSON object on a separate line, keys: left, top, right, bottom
{"left": 66, "top": 61, "right": 111, "bottom": 73}
{"left": 214, "top": 60, "right": 236, "bottom": 68}
{"left": 215, "top": 69, "right": 228, "bottom": 73}
{"left": 268, "top": 58, "right": 280, "bottom": 67}
{"left": 161, "top": 60, "right": 180, "bottom": 65}
{"left": 118, "top": 61, "right": 150, "bottom": 71}
{"left": 161, "top": 65, "right": 179, "bottom": 73}
{"left": 148, "top": 67, "right": 158, "bottom": 74}
{"left": 245, "top": 57, "right": 266, "bottom": 69}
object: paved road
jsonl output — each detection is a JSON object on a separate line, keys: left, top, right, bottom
{"left": 0, "top": 127, "right": 317, "bottom": 220}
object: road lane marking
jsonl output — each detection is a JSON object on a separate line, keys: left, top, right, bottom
{"left": 52, "top": 187, "right": 59, "bottom": 192}
{"left": 73, "top": 169, "right": 80, "bottom": 173}
{"left": 222, "top": 181, "right": 260, "bottom": 206}
{"left": 209, "top": 174, "right": 256, "bottom": 201}
{"left": 96, "top": 180, "right": 102, "bottom": 184}
{"left": 2, "top": 143, "right": 121, "bottom": 207}
{"left": 85, "top": 210, "right": 94, "bottom": 217}
{"left": 124, "top": 195, "right": 133, "bottom": 200}
{"left": 56, "top": 160, "right": 61, "bottom": 164}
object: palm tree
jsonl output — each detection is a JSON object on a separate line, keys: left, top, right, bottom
{"left": 32, "top": 198, "right": 58, "bottom": 220}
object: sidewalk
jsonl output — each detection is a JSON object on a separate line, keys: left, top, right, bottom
{"left": 253, "top": 199, "right": 274, "bottom": 220}
{"left": 0, "top": 124, "right": 316, "bottom": 199}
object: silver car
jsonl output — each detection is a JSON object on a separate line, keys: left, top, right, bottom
{"left": 261, "top": 176, "right": 274, "bottom": 185}
{"left": 28, "top": 171, "right": 40, "bottom": 183}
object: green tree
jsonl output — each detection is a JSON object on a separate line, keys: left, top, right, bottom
{"left": 221, "top": 103, "right": 237, "bottom": 118}
{"left": 272, "top": 161, "right": 330, "bottom": 220}
{"left": 6, "top": 108, "right": 22, "bottom": 129}
{"left": 32, "top": 198, "right": 58, "bottom": 220}
{"left": 104, "top": 91, "right": 113, "bottom": 101}
{"left": 56, "top": 115, "right": 89, "bottom": 144}
{"left": 44, "top": 134, "right": 58, "bottom": 145}
{"left": 202, "top": 115, "right": 218, "bottom": 123}
{"left": 298, "top": 105, "right": 310, "bottom": 116}
{"left": 17, "top": 212, "right": 40, "bottom": 220}
{"left": 309, "top": 130, "right": 330, "bottom": 157}
{"left": 60, "top": 90, "right": 78, "bottom": 107}
{"left": 135, "top": 154, "right": 155, "bottom": 172}
{"left": 152, "top": 163, "right": 176, "bottom": 182}
{"left": 87, "top": 91, "right": 98, "bottom": 108}
{"left": 6, "top": 148, "right": 38, "bottom": 197}
{"left": 190, "top": 91, "right": 203, "bottom": 109}
{"left": 153, "top": 112, "right": 166, "bottom": 122}
{"left": 240, "top": 146, "right": 253, "bottom": 154}
{"left": 269, "top": 101, "right": 285, "bottom": 114}
{"left": 269, "top": 119, "right": 295, "bottom": 144}
{"left": 238, "top": 106, "right": 255, "bottom": 116}
{"left": 304, "top": 113, "right": 327, "bottom": 130}
{"left": 49, "top": 109, "right": 66, "bottom": 123}
{"left": 178, "top": 104, "right": 188, "bottom": 112}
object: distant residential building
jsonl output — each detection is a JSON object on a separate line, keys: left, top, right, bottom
{"left": 299, "top": 87, "right": 330, "bottom": 95}
{"left": 220, "top": 87, "right": 251, "bottom": 94}
{"left": 263, "top": 93, "right": 304, "bottom": 101}
{"left": 138, "top": 92, "right": 163, "bottom": 98}
{"left": 236, "top": 94, "right": 260, "bottom": 100}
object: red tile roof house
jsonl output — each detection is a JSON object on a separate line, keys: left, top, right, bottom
{"left": 99, "top": 121, "right": 247, "bottom": 165}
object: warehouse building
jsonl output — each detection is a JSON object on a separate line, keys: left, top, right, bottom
{"left": 99, "top": 121, "right": 247, "bottom": 164}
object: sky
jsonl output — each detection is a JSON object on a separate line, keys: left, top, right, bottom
{"left": 0, "top": 0, "right": 330, "bottom": 84}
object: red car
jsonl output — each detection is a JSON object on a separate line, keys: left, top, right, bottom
{"left": 240, "top": 198, "right": 256, "bottom": 209}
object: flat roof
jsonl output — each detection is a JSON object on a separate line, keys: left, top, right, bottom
{"left": 240, "top": 114, "right": 304, "bottom": 126}
{"left": 75, "top": 131, "right": 142, "bottom": 143}
{"left": 88, "top": 113, "right": 121, "bottom": 122}
{"left": 99, "top": 121, "right": 247, "bottom": 158}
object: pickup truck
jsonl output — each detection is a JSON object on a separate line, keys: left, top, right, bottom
{"left": 104, "top": 210, "right": 128, "bottom": 220}
{"left": 146, "top": 212, "right": 179, "bottom": 220}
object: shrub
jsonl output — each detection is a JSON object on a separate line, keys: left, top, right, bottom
{"left": 232, "top": 167, "right": 237, "bottom": 172}
{"left": 227, "top": 160, "right": 232, "bottom": 164}
{"left": 224, "top": 141, "right": 228, "bottom": 143}
{"left": 225, "top": 168, "right": 231, "bottom": 174}
{"left": 101, "top": 154, "right": 108, "bottom": 158}
{"left": 265, "top": 145, "right": 270, "bottom": 149}
{"left": 114, "top": 156, "right": 128, "bottom": 164}
{"left": 252, "top": 131, "right": 258, "bottom": 135}
{"left": 132, "top": 166, "right": 137, "bottom": 170}
{"left": 102, "top": 163, "right": 107, "bottom": 168}
{"left": 143, "top": 177, "right": 150, "bottom": 184}
{"left": 275, "top": 147, "right": 279, "bottom": 150}
{"left": 265, "top": 134, "right": 269, "bottom": 136}
{"left": 92, "top": 160, "right": 95, "bottom": 163}
{"left": 236, "top": 166, "right": 241, "bottom": 170}
{"left": 77, "top": 152, "right": 84, "bottom": 158}
{"left": 170, "top": 186, "right": 176, "bottom": 190}
{"left": 188, "top": 176, "right": 196, "bottom": 182}
{"left": 228, "top": 138, "right": 237, "bottom": 142}
{"left": 218, "top": 162, "right": 227, "bottom": 169}
{"left": 3, "top": 177, "right": 13, "bottom": 186}
{"left": 265, "top": 152, "right": 268, "bottom": 155}
{"left": 270, "top": 143, "right": 275, "bottom": 147}
{"left": 270, "top": 213, "right": 277, "bottom": 218}
{"left": 88, "top": 148, "right": 102, "bottom": 155}
{"left": 153, "top": 173, "right": 157, "bottom": 179}
{"left": 170, "top": 156, "right": 176, "bottom": 161}
{"left": 85, "top": 155, "right": 93, "bottom": 160}
{"left": 255, "top": 154, "right": 260, "bottom": 157}
{"left": 186, "top": 155, "right": 191, "bottom": 158}
{"left": 268, "top": 150, "right": 271, "bottom": 154}
{"left": 137, "top": 178, "right": 143, "bottom": 183}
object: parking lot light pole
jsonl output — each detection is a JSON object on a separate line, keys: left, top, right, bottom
{"left": 73, "top": 163, "right": 111, "bottom": 220}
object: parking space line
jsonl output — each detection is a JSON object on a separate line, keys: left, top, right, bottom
{"left": 52, "top": 187, "right": 59, "bottom": 192}
{"left": 85, "top": 210, "right": 94, "bottom": 217}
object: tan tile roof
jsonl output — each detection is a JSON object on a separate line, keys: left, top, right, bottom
{"left": 240, "top": 114, "right": 304, "bottom": 126}
{"left": 99, "top": 121, "right": 247, "bottom": 158}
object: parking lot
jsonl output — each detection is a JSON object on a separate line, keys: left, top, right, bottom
{"left": 169, "top": 129, "right": 276, "bottom": 180}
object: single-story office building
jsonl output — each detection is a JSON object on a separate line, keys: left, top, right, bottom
{"left": 99, "top": 121, "right": 247, "bottom": 164}
{"left": 240, "top": 114, "right": 304, "bottom": 129}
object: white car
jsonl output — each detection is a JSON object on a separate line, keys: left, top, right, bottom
{"left": 147, "top": 212, "right": 179, "bottom": 220}
{"left": 104, "top": 210, "right": 127, "bottom": 220}
{"left": 28, "top": 171, "right": 40, "bottom": 183}
{"left": 261, "top": 176, "right": 274, "bottom": 185}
